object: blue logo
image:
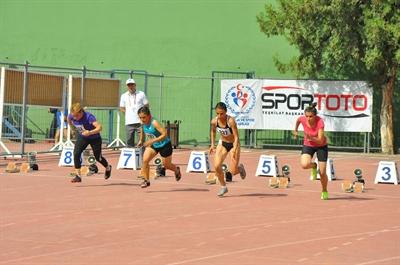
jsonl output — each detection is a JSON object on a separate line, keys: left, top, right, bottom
{"left": 225, "top": 84, "right": 256, "bottom": 116}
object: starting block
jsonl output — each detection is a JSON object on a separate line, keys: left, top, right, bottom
{"left": 186, "top": 151, "right": 210, "bottom": 173}
{"left": 69, "top": 166, "right": 91, "bottom": 177}
{"left": 278, "top": 177, "right": 289, "bottom": 188}
{"left": 80, "top": 166, "right": 90, "bottom": 176}
{"left": 353, "top": 182, "right": 364, "bottom": 193}
{"left": 341, "top": 180, "right": 354, "bottom": 192}
{"left": 374, "top": 161, "right": 399, "bottom": 185}
{"left": 269, "top": 177, "right": 279, "bottom": 188}
{"left": 5, "top": 161, "right": 38, "bottom": 174}
{"left": 20, "top": 163, "right": 30, "bottom": 173}
{"left": 341, "top": 168, "right": 365, "bottom": 193}
{"left": 154, "top": 157, "right": 166, "bottom": 178}
{"left": 5, "top": 162, "right": 19, "bottom": 173}
{"left": 205, "top": 173, "right": 217, "bottom": 185}
{"left": 269, "top": 176, "right": 289, "bottom": 188}
{"left": 341, "top": 180, "right": 365, "bottom": 193}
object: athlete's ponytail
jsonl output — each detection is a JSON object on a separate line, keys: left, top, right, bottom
{"left": 305, "top": 102, "right": 317, "bottom": 115}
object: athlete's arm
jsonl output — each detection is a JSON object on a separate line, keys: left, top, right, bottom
{"left": 82, "top": 121, "right": 102, "bottom": 137}
{"left": 230, "top": 118, "right": 240, "bottom": 150}
{"left": 293, "top": 117, "right": 301, "bottom": 139}
{"left": 209, "top": 119, "right": 217, "bottom": 154}
{"left": 137, "top": 126, "right": 144, "bottom": 147}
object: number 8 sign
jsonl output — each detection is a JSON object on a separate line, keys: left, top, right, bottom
{"left": 58, "top": 146, "right": 81, "bottom": 167}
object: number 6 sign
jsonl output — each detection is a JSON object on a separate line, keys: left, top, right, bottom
{"left": 186, "top": 151, "right": 210, "bottom": 173}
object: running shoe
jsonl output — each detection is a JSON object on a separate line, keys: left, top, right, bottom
{"left": 175, "top": 167, "right": 182, "bottom": 181}
{"left": 141, "top": 179, "right": 150, "bottom": 188}
{"left": 310, "top": 163, "right": 318, "bottom": 181}
{"left": 71, "top": 175, "right": 82, "bottom": 183}
{"left": 321, "top": 191, "right": 329, "bottom": 200}
{"left": 105, "top": 165, "right": 112, "bottom": 180}
{"left": 218, "top": 186, "right": 228, "bottom": 197}
{"left": 238, "top": 163, "right": 246, "bottom": 180}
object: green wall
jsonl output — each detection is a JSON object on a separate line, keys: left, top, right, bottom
{"left": 0, "top": 0, "right": 292, "bottom": 77}
{"left": 1, "top": 0, "right": 297, "bottom": 145}
{"left": 1, "top": 0, "right": 397, "bottom": 151}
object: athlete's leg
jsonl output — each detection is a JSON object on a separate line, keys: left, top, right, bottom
{"left": 318, "top": 161, "right": 328, "bottom": 192}
{"left": 140, "top": 147, "right": 157, "bottom": 182}
{"left": 214, "top": 144, "right": 229, "bottom": 186}
{"left": 227, "top": 145, "right": 239, "bottom": 175}
{"left": 73, "top": 136, "right": 89, "bottom": 173}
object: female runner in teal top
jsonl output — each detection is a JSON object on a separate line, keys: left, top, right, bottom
{"left": 137, "top": 106, "right": 181, "bottom": 188}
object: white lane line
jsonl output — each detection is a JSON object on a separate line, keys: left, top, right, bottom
{"left": 83, "top": 234, "right": 96, "bottom": 238}
{"left": 297, "top": 258, "right": 308, "bottom": 262}
{"left": 196, "top": 242, "right": 206, "bottom": 247}
{"left": 163, "top": 228, "right": 400, "bottom": 265}
{"left": 355, "top": 256, "right": 400, "bottom": 265}
{"left": 0, "top": 223, "right": 16, "bottom": 228}
{"left": 1, "top": 227, "right": 399, "bottom": 265}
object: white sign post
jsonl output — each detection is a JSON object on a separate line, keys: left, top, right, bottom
{"left": 256, "top": 155, "right": 279, "bottom": 177}
{"left": 117, "top": 148, "right": 142, "bottom": 170}
{"left": 186, "top": 151, "right": 210, "bottom": 173}
{"left": 374, "top": 161, "right": 399, "bottom": 185}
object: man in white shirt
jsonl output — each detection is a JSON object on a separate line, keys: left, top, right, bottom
{"left": 119, "top": 78, "right": 149, "bottom": 147}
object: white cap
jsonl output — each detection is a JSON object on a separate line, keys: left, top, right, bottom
{"left": 126, "top": 78, "right": 136, "bottom": 85}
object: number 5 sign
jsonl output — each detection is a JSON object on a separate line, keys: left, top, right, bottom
{"left": 256, "top": 155, "right": 279, "bottom": 177}
{"left": 186, "top": 151, "right": 210, "bottom": 173}
{"left": 117, "top": 148, "right": 142, "bottom": 170}
{"left": 374, "top": 161, "right": 399, "bottom": 185}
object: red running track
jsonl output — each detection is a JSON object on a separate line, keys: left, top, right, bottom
{"left": 1, "top": 148, "right": 399, "bottom": 265}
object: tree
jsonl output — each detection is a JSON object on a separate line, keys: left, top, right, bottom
{"left": 257, "top": 0, "right": 399, "bottom": 154}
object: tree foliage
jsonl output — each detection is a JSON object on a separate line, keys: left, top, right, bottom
{"left": 257, "top": 0, "right": 399, "bottom": 153}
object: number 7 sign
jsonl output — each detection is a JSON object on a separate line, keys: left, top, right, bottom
{"left": 117, "top": 148, "right": 142, "bottom": 170}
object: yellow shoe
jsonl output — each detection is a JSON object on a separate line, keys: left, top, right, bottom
{"left": 321, "top": 191, "right": 329, "bottom": 200}
{"left": 310, "top": 164, "right": 318, "bottom": 181}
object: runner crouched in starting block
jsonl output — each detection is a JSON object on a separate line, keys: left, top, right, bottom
{"left": 209, "top": 102, "right": 246, "bottom": 197}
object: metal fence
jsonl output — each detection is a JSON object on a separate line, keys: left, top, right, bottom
{"left": 0, "top": 61, "right": 398, "bottom": 157}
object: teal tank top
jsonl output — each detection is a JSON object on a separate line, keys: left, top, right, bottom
{"left": 142, "top": 118, "right": 170, "bottom": 148}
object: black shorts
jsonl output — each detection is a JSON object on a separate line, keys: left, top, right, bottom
{"left": 150, "top": 142, "right": 173, "bottom": 157}
{"left": 221, "top": 141, "right": 234, "bottom": 152}
{"left": 301, "top": 145, "right": 328, "bottom": 162}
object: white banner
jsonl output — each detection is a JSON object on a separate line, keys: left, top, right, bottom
{"left": 221, "top": 79, "right": 373, "bottom": 132}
